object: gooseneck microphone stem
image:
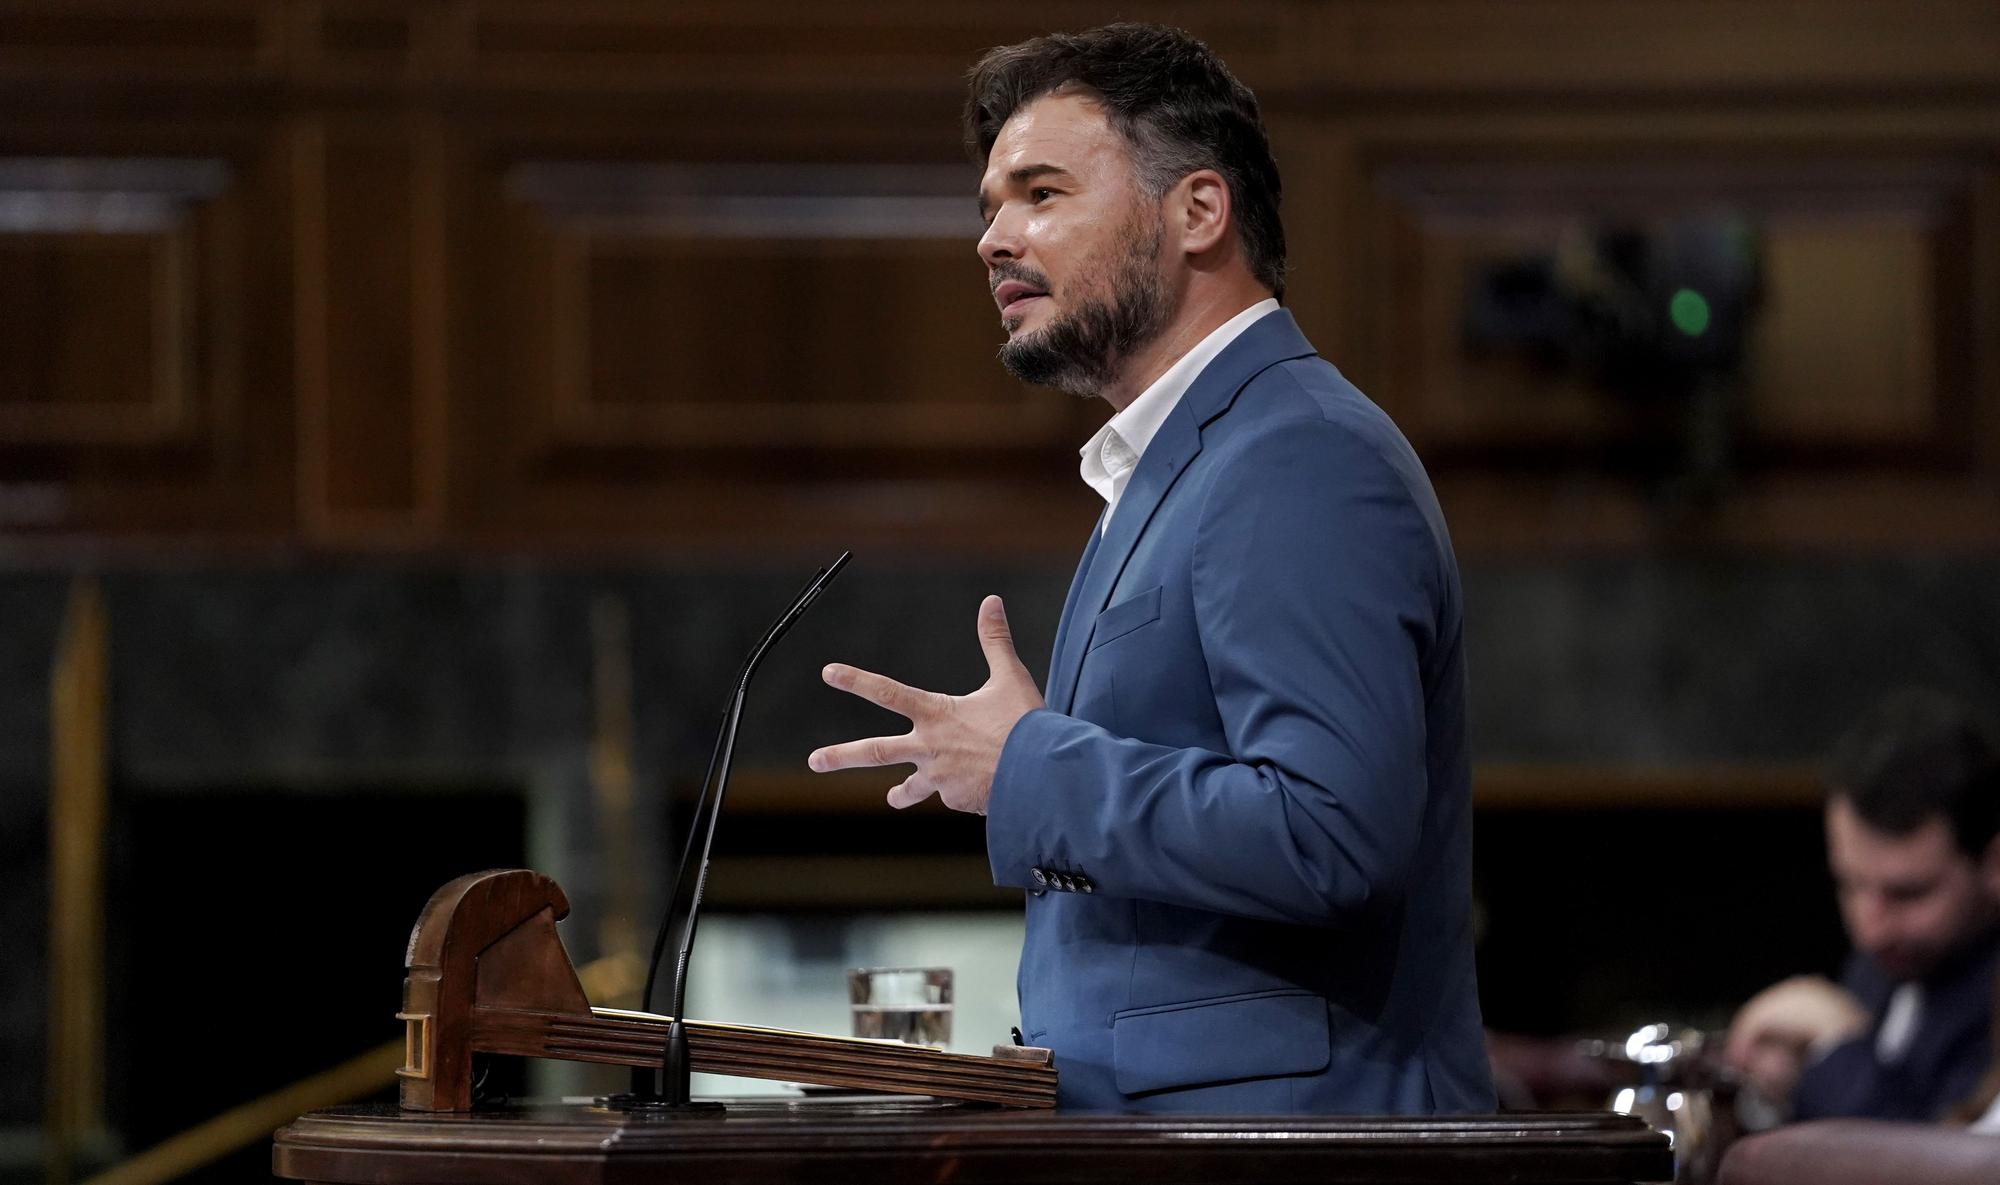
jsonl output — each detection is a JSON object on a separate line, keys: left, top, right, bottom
{"left": 637, "top": 691, "right": 728, "bottom": 1026}
{"left": 627, "top": 687, "right": 727, "bottom": 1104}
{"left": 657, "top": 665, "right": 753, "bottom": 1103}
{"left": 622, "top": 552, "right": 851, "bottom": 1111}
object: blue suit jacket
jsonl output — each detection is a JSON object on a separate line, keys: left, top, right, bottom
{"left": 987, "top": 309, "right": 1494, "bottom": 1113}
{"left": 1793, "top": 926, "right": 1999, "bottom": 1122}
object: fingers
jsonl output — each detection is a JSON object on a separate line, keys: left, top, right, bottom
{"left": 1725, "top": 975, "right": 1864, "bottom": 1068}
{"left": 1726, "top": 997, "right": 1789, "bottom": 1066}
{"left": 976, "top": 595, "right": 1029, "bottom": 676}
{"left": 887, "top": 778, "right": 938, "bottom": 810}
{"left": 1736, "top": 1044, "right": 1807, "bottom": 1104}
{"left": 808, "top": 734, "right": 923, "bottom": 773}
{"left": 822, "top": 663, "right": 930, "bottom": 717}
{"left": 1725, "top": 1025, "right": 1787, "bottom": 1070}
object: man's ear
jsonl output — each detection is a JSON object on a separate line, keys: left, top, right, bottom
{"left": 1171, "top": 169, "right": 1232, "bottom": 256}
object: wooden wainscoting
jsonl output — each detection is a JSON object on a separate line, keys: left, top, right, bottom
{"left": 0, "top": 1, "right": 1993, "bottom": 553}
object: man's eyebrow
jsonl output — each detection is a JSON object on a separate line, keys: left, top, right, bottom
{"left": 1009, "top": 163, "right": 1072, "bottom": 185}
{"left": 976, "top": 164, "right": 1075, "bottom": 220}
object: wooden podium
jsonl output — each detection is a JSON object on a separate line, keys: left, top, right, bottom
{"left": 274, "top": 1098, "right": 1675, "bottom": 1185}
{"left": 275, "top": 868, "right": 1673, "bottom": 1184}
{"left": 395, "top": 869, "right": 1055, "bottom": 1108}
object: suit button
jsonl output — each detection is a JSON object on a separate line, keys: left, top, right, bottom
{"left": 1030, "top": 868, "right": 1048, "bottom": 888}
{"left": 1075, "top": 874, "right": 1094, "bottom": 894}
{"left": 1055, "top": 873, "right": 1076, "bottom": 892}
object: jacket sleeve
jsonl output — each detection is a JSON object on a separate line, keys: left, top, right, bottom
{"left": 986, "top": 416, "right": 1445, "bottom": 927}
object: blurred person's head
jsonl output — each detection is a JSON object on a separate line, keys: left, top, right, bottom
{"left": 1823, "top": 689, "right": 2000, "bottom": 982}
{"left": 965, "top": 23, "right": 1285, "bottom": 399}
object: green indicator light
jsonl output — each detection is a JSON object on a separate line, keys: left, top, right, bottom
{"left": 1670, "top": 288, "right": 1711, "bottom": 338}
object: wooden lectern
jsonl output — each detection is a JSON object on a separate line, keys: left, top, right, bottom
{"left": 394, "top": 869, "right": 1055, "bottom": 1108}
{"left": 272, "top": 869, "right": 1675, "bottom": 1185}
{"left": 275, "top": 1101, "right": 1674, "bottom": 1184}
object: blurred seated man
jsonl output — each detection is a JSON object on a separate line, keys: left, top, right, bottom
{"left": 1727, "top": 689, "right": 2000, "bottom": 1123}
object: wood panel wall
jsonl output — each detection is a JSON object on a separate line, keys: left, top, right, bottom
{"left": 1, "top": 0, "right": 1996, "bottom": 554}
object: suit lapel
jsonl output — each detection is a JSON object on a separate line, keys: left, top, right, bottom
{"left": 1048, "top": 309, "right": 1319, "bottom": 715}
{"left": 1042, "top": 511, "right": 1104, "bottom": 709}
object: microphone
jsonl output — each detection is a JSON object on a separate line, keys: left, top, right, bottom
{"left": 616, "top": 551, "right": 852, "bottom": 1110}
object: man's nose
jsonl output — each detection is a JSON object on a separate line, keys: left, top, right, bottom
{"left": 1847, "top": 895, "right": 1893, "bottom": 951}
{"left": 978, "top": 208, "right": 1021, "bottom": 266}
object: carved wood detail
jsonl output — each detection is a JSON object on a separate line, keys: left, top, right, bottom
{"left": 0, "top": 137, "right": 293, "bottom": 537}
{"left": 445, "top": 147, "right": 1102, "bottom": 549}
{"left": 0, "top": 1, "right": 1992, "bottom": 550}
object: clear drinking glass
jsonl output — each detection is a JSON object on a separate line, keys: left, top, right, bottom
{"left": 847, "top": 966, "right": 952, "bottom": 1046}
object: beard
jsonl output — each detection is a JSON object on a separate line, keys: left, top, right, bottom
{"left": 996, "top": 211, "right": 1172, "bottom": 398}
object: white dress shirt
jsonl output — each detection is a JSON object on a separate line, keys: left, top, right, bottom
{"left": 1079, "top": 298, "right": 1280, "bottom": 532}
{"left": 1873, "top": 982, "right": 1923, "bottom": 1063}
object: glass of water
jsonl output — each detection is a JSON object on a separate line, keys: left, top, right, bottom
{"left": 847, "top": 966, "right": 952, "bottom": 1047}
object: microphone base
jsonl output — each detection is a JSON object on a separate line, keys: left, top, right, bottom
{"left": 597, "top": 1093, "right": 727, "bottom": 1114}
{"left": 607, "top": 1033, "right": 719, "bottom": 1112}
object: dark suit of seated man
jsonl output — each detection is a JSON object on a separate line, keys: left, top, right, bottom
{"left": 808, "top": 23, "right": 1494, "bottom": 1113}
{"left": 1727, "top": 689, "right": 2000, "bottom": 1123}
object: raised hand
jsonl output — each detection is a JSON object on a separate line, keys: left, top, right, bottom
{"left": 1724, "top": 975, "right": 1869, "bottom": 1104}
{"left": 807, "top": 595, "right": 1045, "bottom": 814}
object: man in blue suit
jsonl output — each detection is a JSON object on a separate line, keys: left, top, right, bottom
{"left": 809, "top": 23, "right": 1494, "bottom": 1114}
{"left": 1726, "top": 690, "right": 2000, "bottom": 1123}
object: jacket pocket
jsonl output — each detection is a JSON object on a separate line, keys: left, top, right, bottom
{"left": 1111, "top": 988, "right": 1330, "bottom": 1096}
{"left": 1086, "top": 585, "right": 1162, "bottom": 653}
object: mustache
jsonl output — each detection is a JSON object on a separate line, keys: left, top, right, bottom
{"left": 989, "top": 263, "right": 1053, "bottom": 297}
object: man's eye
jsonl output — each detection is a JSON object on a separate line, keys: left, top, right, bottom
{"left": 1030, "top": 187, "right": 1056, "bottom": 202}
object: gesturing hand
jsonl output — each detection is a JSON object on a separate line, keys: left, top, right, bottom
{"left": 1724, "top": 975, "right": 1869, "bottom": 1104}
{"left": 807, "top": 595, "right": 1045, "bottom": 814}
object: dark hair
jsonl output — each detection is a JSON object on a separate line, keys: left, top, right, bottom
{"left": 964, "top": 23, "right": 1287, "bottom": 300}
{"left": 1826, "top": 688, "right": 2000, "bottom": 859}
